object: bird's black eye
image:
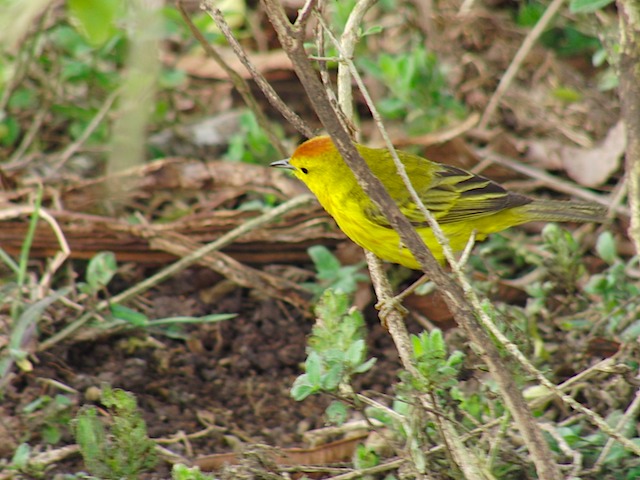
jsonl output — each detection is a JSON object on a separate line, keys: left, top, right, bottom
{"left": 300, "top": 167, "right": 309, "bottom": 174}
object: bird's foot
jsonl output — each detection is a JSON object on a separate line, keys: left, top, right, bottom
{"left": 375, "top": 296, "right": 409, "bottom": 329}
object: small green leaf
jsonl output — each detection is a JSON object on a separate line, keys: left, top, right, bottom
{"left": 11, "top": 443, "right": 31, "bottom": 469}
{"left": 354, "top": 444, "right": 379, "bottom": 470}
{"left": 305, "top": 352, "right": 322, "bottom": 386}
{"left": 0, "top": 117, "right": 20, "bottom": 146}
{"left": 569, "top": 0, "right": 614, "bottom": 13}
{"left": 345, "top": 339, "right": 365, "bottom": 366}
{"left": 147, "top": 314, "right": 236, "bottom": 326}
{"left": 67, "top": 0, "right": 124, "bottom": 46}
{"left": 42, "top": 424, "right": 62, "bottom": 444}
{"left": 23, "top": 396, "right": 50, "bottom": 413}
{"left": 361, "top": 25, "right": 383, "bottom": 37}
{"left": 353, "top": 357, "right": 376, "bottom": 374}
{"left": 551, "top": 87, "right": 582, "bottom": 103}
{"left": 86, "top": 251, "right": 117, "bottom": 291}
{"left": 291, "top": 376, "right": 315, "bottom": 400}
{"left": 325, "top": 401, "right": 348, "bottom": 425}
{"left": 110, "top": 305, "right": 149, "bottom": 327}
{"left": 596, "top": 232, "right": 618, "bottom": 264}
{"left": 308, "top": 245, "right": 341, "bottom": 274}
{"left": 322, "top": 364, "right": 343, "bottom": 390}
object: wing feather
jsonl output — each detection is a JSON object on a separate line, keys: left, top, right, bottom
{"left": 365, "top": 164, "right": 532, "bottom": 228}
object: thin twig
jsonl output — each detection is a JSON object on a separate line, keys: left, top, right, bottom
{"left": 294, "top": 0, "right": 319, "bottom": 29}
{"left": 336, "top": 0, "right": 376, "bottom": 122}
{"left": 478, "top": 0, "right": 566, "bottom": 129}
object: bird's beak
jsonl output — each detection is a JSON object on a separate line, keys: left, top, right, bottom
{"left": 270, "top": 158, "right": 296, "bottom": 170}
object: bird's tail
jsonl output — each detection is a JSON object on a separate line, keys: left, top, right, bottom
{"left": 518, "top": 199, "right": 608, "bottom": 223}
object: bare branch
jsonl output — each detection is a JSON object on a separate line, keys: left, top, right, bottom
{"left": 616, "top": 0, "right": 640, "bottom": 253}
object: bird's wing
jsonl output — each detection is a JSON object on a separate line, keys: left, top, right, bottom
{"left": 365, "top": 165, "right": 532, "bottom": 228}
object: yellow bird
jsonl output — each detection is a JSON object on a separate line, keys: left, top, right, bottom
{"left": 271, "top": 136, "right": 606, "bottom": 269}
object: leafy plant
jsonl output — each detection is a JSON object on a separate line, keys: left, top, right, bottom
{"left": 303, "top": 245, "right": 368, "bottom": 298}
{"left": 538, "top": 223, "right": 587, "bottom": 293}
{"left": 74, "top": 385, "right": 157, "bottom": 479}
{"left": 410, "top": 329, "right": 464, "bottom": 391}
{"left": 291, "top": 289, "right": 376, "bottom": 401}
{"left": 23, "top": 394, "right": 75, "bottom": 444}
{"left": 359, "top": 46, "right": 466, "bottom": 135}
{"left": 583, "top": 232, "right": 640, "bottom": 339}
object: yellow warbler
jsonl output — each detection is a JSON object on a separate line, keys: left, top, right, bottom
{"left": 271, "top": 136, "right": 606, "bottom": 269}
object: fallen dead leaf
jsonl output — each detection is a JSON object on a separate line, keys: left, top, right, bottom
{"left": 526, "top": 120, "right": 625, "bottom": 187}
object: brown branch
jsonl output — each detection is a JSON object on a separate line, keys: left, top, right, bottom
{"left": 261, "top": 1, "right": 561, "bottom": 478}
{"left": 616, "top": 0, "right": 640, "bottom": 253}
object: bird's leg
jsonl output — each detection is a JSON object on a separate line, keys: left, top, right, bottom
{"left": 375, "top": 274, "right": 434, "bottom": 324}
{"left": 376, "top": 231, "right": 477, "bottom": 324}
{"left": 375, "top": 295, "right": 409, "bottom": 328}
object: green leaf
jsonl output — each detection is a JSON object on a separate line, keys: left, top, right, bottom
{"left": 362, "top": 25, "right": 383, "bottom": 37}
{"left": 86, "top": 251, "right": 117, "bottom": 291}
{"left": 11, "top": 443, "right": 31, "bottom": 469}
{"left": 569, "top": 0, "right": 614, "bottom": 13}
{"left": 0, "top": 117, "right": 20, "bottom": 146}
{"left": 147, "top": 314, "right": 236, "bottom": 326}
{"left": 42, "top": 424, "right": 62, "bottom": 444}
{"left": 110, "top": 305, "right": 149, "bottom": 327}
{"left": 322, "top": 364, "right": 343, "bottom": 390}
{"left": 596, "top": 231, "right": 618, "bottom": 264}
{"left": 345, "top": 339, "right": 365, "bottom": 366}
{"left": 67, "top": 0, "right": 124, "bottom": 46}
{"left": 8, "top": 89, "right": 37, "bottom": 109}
{"left": 325, "top": 401, "right": 348, "bottom": 425}
{"left": 308, "top": 245, "right": 341, "bottom": 275}
{"left": 291, "top": 375, "right": 315, "bottom": 400}
{"left": 8, "top": 289, "right": 71, "bottom": 363}
{"left": 75, "top": 407, "right": 110, "bottom": 477}
{"left": 23, "top": 396, "right": 51, "bottom": 413}
{"left": 354, "top": 444, "right": 379, "bottom": 470}
{"left": 305, "top": 352, "right": 322, "bottom": 387}
{"left": 353, "top": 357, "right": 376, "bottom": 374}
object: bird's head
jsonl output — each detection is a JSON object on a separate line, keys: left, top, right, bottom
{"left": 270, "top": 136, "right": 351, "bottom": 194}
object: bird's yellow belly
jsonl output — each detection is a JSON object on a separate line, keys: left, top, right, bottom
{"left": 329, "top": 201, "right": 503, "bottom": 270}
{"left": 339, "top": 216, "right": 423, "bottom": 269}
